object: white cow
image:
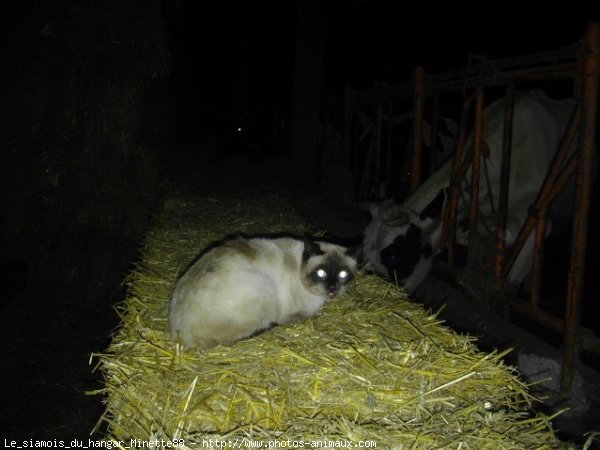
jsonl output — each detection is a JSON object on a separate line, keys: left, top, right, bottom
{"left": 362, "top": 90, "right": 577, "bottom": 293}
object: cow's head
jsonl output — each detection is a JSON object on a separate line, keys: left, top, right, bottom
{"left": 361, "top": 189, "right": 447, "bottom": 293}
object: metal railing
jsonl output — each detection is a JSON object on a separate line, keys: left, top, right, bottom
{"left": 339, "top": 22, "right": 599, "bottom": 391}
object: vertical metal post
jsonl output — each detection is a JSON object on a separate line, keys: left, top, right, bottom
{"left": 442, "top": 95, "right": 473, "bottom": 265}
{"left": 502, "top": 105, "right": 580, "bottom": 278}
{"left": 411, "top": 66, "right": 425, "bottom": 192}
{"left": 538, "top": 106, "right": 581, "bottom": 205}
{"left": 494, "top": 84, "right": 515, "bottom": 289}
{"left": 561, "top": 21, "right": 600, "bottom": 392}
{"left": 467, "top": 86, "right": 484, "bottom": 252}
{"left": 530, "top": 204, "right": 548, "bottom": 307}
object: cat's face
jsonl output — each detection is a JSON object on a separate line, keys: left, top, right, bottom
{"left": 301, "top": 239, "right": 357, "bottom": 298}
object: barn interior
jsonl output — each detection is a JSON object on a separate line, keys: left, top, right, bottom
{"left": 1, "top": 0, "right": 599, "bottom": 446}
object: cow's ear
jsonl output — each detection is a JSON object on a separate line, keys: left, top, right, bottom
{"left": 419, "top": 189, "right": 446, "bottom": 220}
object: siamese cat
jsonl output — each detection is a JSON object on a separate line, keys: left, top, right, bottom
{"left": 169, "top": 234, "right": 358, "bottom": 349}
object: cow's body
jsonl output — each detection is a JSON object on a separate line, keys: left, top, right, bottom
{"left": 362, "top": 90, "right": 576, "bottom": 293}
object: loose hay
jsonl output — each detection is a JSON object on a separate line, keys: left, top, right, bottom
{"left": 91, "top": 190, "right": 575, "bottom": 449}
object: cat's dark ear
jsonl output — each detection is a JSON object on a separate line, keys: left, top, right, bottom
{"left": 302, "top": 235, "right": 324, "bottom": 262}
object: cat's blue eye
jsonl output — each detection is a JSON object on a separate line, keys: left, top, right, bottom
{"left": 338, "top": 270, "right": 348, "bottom": 280}
{"left": 317, "top": 269, "right": 327, "bottom": 280}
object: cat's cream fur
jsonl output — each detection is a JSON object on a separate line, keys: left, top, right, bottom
{"left": 169, "top": 235, "right": 357, "bottom": 349}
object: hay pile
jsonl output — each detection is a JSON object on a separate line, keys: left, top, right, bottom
{"left": 92, "top": 190, "right": 574, "bottom": 448}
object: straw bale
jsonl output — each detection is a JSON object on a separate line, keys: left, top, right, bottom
{"left": 92, "top": 190, "right": 575, "bottom": 449}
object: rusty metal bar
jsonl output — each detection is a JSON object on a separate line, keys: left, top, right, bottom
{"left": 493, "top": 286, "right": 598, "bottom": 361}
{"left": 444, "top": 184, "right": 460, "bottom": 266}
{"left": 506, "top": 94, "right": 579, "bottom": 309}
{"left": 357, "top": 62, "right": 578, "bottom": 103}
{"left": 431, "top": 45, "right": 578, "bottom": 85}
{"left": 435, "top": 64, "right": 578, "bottom": 94}
{"left": 538, "top": 105, "right": 582, "bottom": 205}
{"left": 506, "top": 294, "right": 564, "bottom": 335}
{"left": 450, "top": 97, "right": 474, "bottom": 184}
{"left": 499, "top": 291, "right": 600, "bottom": 356}
{"left": 502, "top": 102, "right": 581, "bottom": 277}
{"left": 542, "top": 154, "right": 578, "bottom": 207}
{"left": 410, "top": 66, "right": 425, "bottom": 192}
{"left": 529, "top": 204, "right": 549, "bottom": 307}
{"left": 502, "top": 156, "right": 577, "bottom": 278}
{"left": 467, "top": 86, "right": 484, "bottom": 252}
{"left": 561, "top": 21, "right": 600, "bottom": 392}
{"left": 442, "top": 95, "right": 473, "bottom": 264}
{"left": 348, "top": 25, "right": 600, "bottom": 394}
{"left": 500, "top": 292, "right": 600, "bottom": 359}
{"left": 494, "top": 84, "right": 515, "bottom": 289}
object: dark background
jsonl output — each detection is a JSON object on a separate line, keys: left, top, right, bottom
{"left": 0, "top": 0, "right": 597, "bottom": 441}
